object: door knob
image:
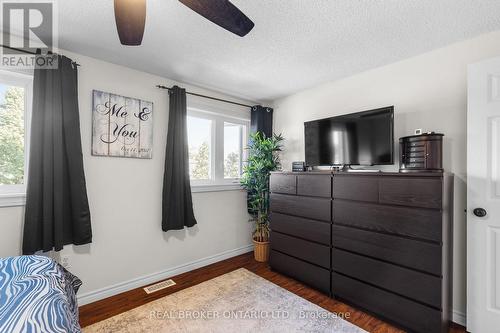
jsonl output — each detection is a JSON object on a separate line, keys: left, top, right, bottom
{"left": 473, "top": 208, "right": 487, "bottom": 217}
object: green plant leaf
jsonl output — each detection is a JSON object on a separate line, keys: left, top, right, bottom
{"left": 240, "top": 131, "right": 284, "bottom": 241}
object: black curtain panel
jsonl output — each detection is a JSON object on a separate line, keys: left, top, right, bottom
{"left": 250, "top": 105, "right": 273, "bottom": 137}
{"left": 248, "top": 105, "right": 273, "bottom": 215}
{"left": 162, "top": 86, "right": 197, "bottom": 231}
{"left": 23, "top": 55, "right": 92, "bottom": 254}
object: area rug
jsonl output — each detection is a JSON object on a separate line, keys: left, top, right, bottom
{"left": 83, "top": 268, "right": 366, "bottom": 333}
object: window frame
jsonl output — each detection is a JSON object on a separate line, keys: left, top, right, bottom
{"left": 222, "top": 120, "right": 245, "bottom": 181}
{"left": 187, "top": 107, "right": 249, "bottom": 193}
{"left": 0, "top": 70, "right": 33, "bottom": 207}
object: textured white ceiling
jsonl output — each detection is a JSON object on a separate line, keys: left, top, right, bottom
{"left": 59, "top": 0, "right": 500, "bottom": 102}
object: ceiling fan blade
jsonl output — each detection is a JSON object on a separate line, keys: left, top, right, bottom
{"left": 114, "top": 0, "right": 146, "bottom": 46}
{"left": 179, "top": 0, "right": 254, "bottom": 37}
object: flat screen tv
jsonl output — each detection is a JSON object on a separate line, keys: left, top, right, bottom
{"left": 304, "top": 106, "right": 394, "bottom": 166}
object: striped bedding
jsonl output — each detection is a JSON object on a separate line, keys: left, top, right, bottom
{"left": 0, "top": 255, "right": 82, "bottom": 333}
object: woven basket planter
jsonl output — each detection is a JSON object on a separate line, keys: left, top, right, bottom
{"left": 253, "top": 239, "right": 270, "bottom": 262}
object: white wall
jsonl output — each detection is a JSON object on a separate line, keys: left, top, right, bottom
{"left": 273, "top": 30, "right": 500, "bottom": 324}
{"left": 0, "top": 51, "right": 254, "bottom": 304}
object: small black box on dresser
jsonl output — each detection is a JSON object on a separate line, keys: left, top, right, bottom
{"left": 292, "top": 161, "right": 306, "bottom": 172}
{"left": 399, "top": 133, "right": 444, "bottom": 172}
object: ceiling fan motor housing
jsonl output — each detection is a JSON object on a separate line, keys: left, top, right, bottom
{"left": 114, "top": 0, "right": 147, "bottom": 46}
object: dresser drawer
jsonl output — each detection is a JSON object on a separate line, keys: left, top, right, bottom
{"left": 270, "top": 212, "right": 330, "bottom": 245}
{"left": 270, "top": 193, "right": 331, "bottom": 221}
{"left": 406, "top": 141, "right": 426, "bottom": 148}
{"left": 331, "top": 273, "right": 442, "bottom": 333}
{"left": 407, "top": 152, "right": 425, "bottom": 158}
{"left": 332, "top": 249, "right": 441, "bottom": 308}
{"left": 407, "top": 146, "right": 425, "bottom": 153}
{"left": 271, "top": 232, "right": 330, "bottom": 268}
{"left": 333, "top": 200, "right": 442, "bottom": 242}
{"left": 379, "top": 177, "right": 442, "bottom": 209}
{"left": 332, "top": 225, "right": 441, "bottom": 275}
{"left": 270, "top": 250, "right": 330, "bottom": 294}
{"left": 270, "top": 174, "right": 296, "bottom": 195}
{"left": 408, "top": 157, "right": 425, "bottom": 163}
{"left": 332, "top": 175, "right": 378, "bottom": 202}
{"left": 405, "top": 162, "right": 425, "bottom": 168}
{"left": 297, "top": 174, "right": 331, "bottom": 197}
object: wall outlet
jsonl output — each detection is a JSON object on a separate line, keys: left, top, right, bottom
{"left": 60, "top": 254, "right": 71, "bottom": 270}
{"left": 415, "top": 128, "right": 423, "bottom": 135}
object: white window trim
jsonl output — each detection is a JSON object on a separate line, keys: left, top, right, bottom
{"left": 0, "top": 70, "right": 33, "bottom": 207}
{"left": 190, "top": 184, "right": 244, "bottom": 193}
{"left": 187, "top": 107, "right": 249, "bottom": 193}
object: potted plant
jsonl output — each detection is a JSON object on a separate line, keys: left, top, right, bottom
{"left": 240, "top": 132, "right": 284, "bottom": 262}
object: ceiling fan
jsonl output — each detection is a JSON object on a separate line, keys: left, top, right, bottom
{"left": 114, "top": 0, "right": 255, "bottom": 46}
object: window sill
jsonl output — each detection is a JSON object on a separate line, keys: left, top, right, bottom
{"left": 191, "top": 183, "right": 244, "bottom": 193}
{"left": 0, "top": 193, "right": 26, "bottom": 207}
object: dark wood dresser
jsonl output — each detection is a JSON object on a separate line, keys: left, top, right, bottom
{"left": 269, "top": 171, "right": 453, "bottom": 333}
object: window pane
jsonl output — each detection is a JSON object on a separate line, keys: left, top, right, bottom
{"left": 224, "top": 122, "right": 242, "bottom": 179}
{"left": 0, "top": 84, "right": 25, "bottom": 185}
{"left": 187, "top": 116, "right": 211, "bottom": 180}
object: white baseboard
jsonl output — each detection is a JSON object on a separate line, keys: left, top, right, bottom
{"left": 77, "top": 244, "right": 253, "bottom": 306}
{"left": 451, "top": 309, "right": 466, "bottom": 327}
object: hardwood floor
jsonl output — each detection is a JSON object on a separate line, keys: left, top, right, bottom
{"left": 79, "top": 252, "right": 466, "bottom": 333}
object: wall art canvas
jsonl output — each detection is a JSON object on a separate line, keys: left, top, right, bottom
{"left": 92, "top": 90, "right": 153, "bottom": 158}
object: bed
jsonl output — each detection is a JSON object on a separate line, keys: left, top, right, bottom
{"left": 0, "top": 255, "right": 82, "bottom": 333}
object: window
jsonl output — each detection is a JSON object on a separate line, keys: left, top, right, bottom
{"left": 224, "top": 122, "right": 243, "bottom": 179}
{"left": 187, "top": 108, "right": 249, "bottom": 191}
{"left": 187, "top": 115, "right": 212, "bottom": 181}
{"left": 0, "top": 71, "right": 32, "bottom": 206}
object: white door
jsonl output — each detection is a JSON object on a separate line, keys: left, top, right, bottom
{"left": 467, "top": 57, "right": 500, "bottom": 332}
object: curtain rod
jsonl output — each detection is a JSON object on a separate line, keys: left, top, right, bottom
{"left": 0, "top": 44, "right": 80, "bottom": 66}
{"left": 156, "top": 84, "right": 253, "bottom": 108}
